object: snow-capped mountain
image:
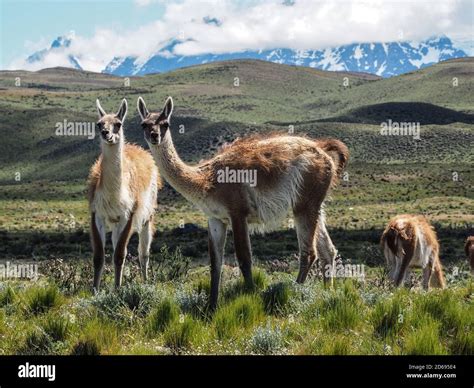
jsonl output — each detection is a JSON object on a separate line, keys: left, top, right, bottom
{"left": 27, "top": 36, "right": 82, "bottom": 70}
{"left": 25, "top": 35, "right": 466, "bottom": 77}
{"left": 104, "top": 36, "right": 467, "bottom": 78}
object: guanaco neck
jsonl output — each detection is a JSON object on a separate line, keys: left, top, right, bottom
{"left": 152, "top": 132, "right": 205, "bottom": 201}
{"left": 100, "top": 136, "right": 124, "bottom": 194}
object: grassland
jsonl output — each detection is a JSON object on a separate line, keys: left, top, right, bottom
{"left": 0, "top": 58, "right": 472, "bottom": 355}
{"left": 0, "top": 260, "right": 472, "bottom": 355}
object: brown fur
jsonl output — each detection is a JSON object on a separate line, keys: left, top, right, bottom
{"left": 465, "top": 236, "right": 474, "bottom": 274}
{"left": 381, "top": 214, "right": 445, "bottom": 289}
{"left": 314, "top": 138, "right": 349, "bottom": 179}
{"left": 198, "top": 133, "right": 348, "bottom": 190}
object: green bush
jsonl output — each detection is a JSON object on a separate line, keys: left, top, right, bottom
{"left": 70, "top": 338, "right": 101, "bottom": 355}
{"left": 148, "top": 299, "right": 180, "bottom": 334}
{"left": 0, "top": 285, "right": 16, "bottom": 307}
{"left": 223, "top": 269, "right": 268, "bottom": 301}
{"left": 372, "top": 296, "right": 405, "bottom": 338}
{"left": 416, "top": 292, "right": 467, "bottom": 335}
{"left": 321, "top": 335, "right": 352, "bottom": 355}
{"left": 250, "top": 325, "right": 284, "bottom": 354}
{"left": 213, "top": 295, "right": 264, "bottom": 340}
{"left": 42, "top": 314, "right": 70, "bottom": 342}
{"left": 404, "top": 318, "right": 446, "bottom": 355}
{"left": 152, "top": 245, "right": 190, "bottom": 282}
{"left": 176, "top": 288, "right": 209, "bottom": 319}
{"left": 19, "top": 328, "right": 53, "bottom": 355}
{"left": 163, "top": 315, "right": 200, "bottom": 352}
{"left": 92, "top": 283, "right": 159, "bottom": 321}
{"left": 25, "top": 285, "right": 62, "bottom": 315}
{"left": 71, "top": 319, "right": 119, "bottom": 355}
{"left": 192, "top": 277, "right": 211, "bottom": 297}
{"left": 450, "top": 330, "right": 474, "bottom": 355}
{"left": 262, "top": 282, "right": 292, "bottom": 316}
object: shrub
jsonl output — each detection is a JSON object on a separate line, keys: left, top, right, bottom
{"left": 213, "top": 295, "right": 264, "bottom": 340}
{"left": 19, "top": 328, "right": 53, "bottom": 355}
{"left": 261, "top": 282, "right": 299, "bottom": 316}
{"left": 92, "top": 283, "right": 159, "bottom": 321}
{"left": 321, "top": 335, "right": 352, "bottom": 355}
{"left": 40, "top": 258, "right": 91, "bottom": 295}
{"left": 117, "top": 283, "right": 158, "bottom": 316}
{"left": 25, "top": 285, "right": 62, "bottom": 315}
{"left": 416, "top": 292, "right": 466, "bottom": 335}
{"left": 404, "top": 318, "right": 446, "bottom": 355}
{"left": 450, "top": 330, "right": 474, "bottom": 355}
{"left": 0, "top": 285, "right": 16, "bottom": 307}
{"left": 71, "top": 320, "right": 119, "bottom": 355}
{"left": 223, "top": 269, "right": 268, "bottom": 301}
{"left": 176, "top": 289, "right": 209, "bottom": 319}
{"left": 148, "top": 299, "right": 180, "bottom": 334}
{"left": 250, "top": 325, "right": 284, "bottom": 355}
{"left": 70, "top": 338, "right": 101, "bottom": 355}
{"left": 163, "top": 315, "right": 200, "bottom": 352}
{"left": 151, "top": 245, "right": 190, "bottom": 282}
{"left": 41, "top": 314, "right": 70, "bottom": 342}
{"left": 372, "top": 296, "right": 405, "bottom": 338}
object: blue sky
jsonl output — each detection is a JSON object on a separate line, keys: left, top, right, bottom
{"left": 1, "top": 0, "right": 472, "bottom": 71}
{"left": 0, "top": 0, "right": 166, "bottom": 68}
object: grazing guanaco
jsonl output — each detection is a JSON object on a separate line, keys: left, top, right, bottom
{"left": 88, "top": 98, "right": 161, "bottom": 291}
{"left": 138, "top": 96, "right": 348, "bottom": 309}
{"left": 381, "top": 214, "right": 446, "bottom": 289}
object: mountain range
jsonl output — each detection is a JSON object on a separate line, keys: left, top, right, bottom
{"left": 26, "top": 36, "right": 82, "bottom": 70}
{"left": 26, "top": 35, "right": 467, "bottom": 78}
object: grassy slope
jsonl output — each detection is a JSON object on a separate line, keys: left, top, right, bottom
{"left": 0, "top": 59, "right": 472, "bottom": 182}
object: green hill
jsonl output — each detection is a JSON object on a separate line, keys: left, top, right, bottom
{"left": 0, "top": 58, "right": 473, "bottom": 183}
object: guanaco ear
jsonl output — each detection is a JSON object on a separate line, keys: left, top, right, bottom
{"left": 96, "top": 99, "right": 106, "bottom": 119}
{"left": 162, "top": 96, "right": 173, "bottom": 120}
{"left": 116, "top": 98, "right": 128, "bottom": 122}
{"left": 137, "top": 96, "right": 149, "bottom": 121}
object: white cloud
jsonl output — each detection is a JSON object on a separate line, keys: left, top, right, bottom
{"left": 7, "top": 0, "right": 474, "bottom": 72}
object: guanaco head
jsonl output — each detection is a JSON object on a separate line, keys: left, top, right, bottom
{"left": 95, "top": 98, "right": 128, "bottom": 145}
{"left": 137, "top": 96, "right": 173, "bottom": 146}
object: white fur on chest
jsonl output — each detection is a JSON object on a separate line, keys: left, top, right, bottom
{"left": 92, "top": 187, "right": 134, "bottom": 230}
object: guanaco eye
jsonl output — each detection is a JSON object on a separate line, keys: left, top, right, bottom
{"left": 160, "top": 122, "right": 169, "bottom": 130}
{"left": 113, "top": 123, "right": 121, "bottom": 132}
{"left": 96, "top": 122, "right": 103, "bottom": 130}
{"left": 141, "top": 122, "right": 149, "bottom": 130}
